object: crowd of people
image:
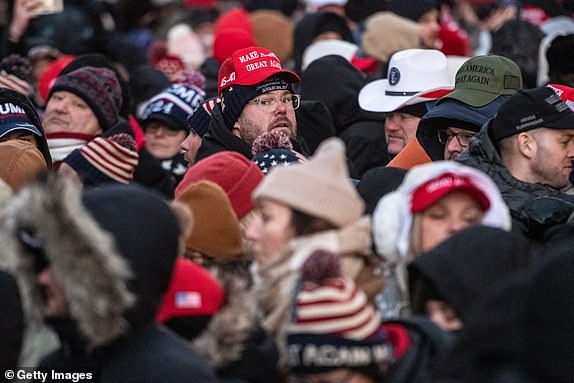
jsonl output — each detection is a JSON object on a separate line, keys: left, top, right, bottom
{"left": 1, "top": 0, "right": 574, "bottom": 382}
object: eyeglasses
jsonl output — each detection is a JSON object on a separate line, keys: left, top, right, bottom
{"left": 248, "top": 94, "right": 301, "bottom": 112}
{"left": 437, "top": 129, "right": 476, "bottom": 147}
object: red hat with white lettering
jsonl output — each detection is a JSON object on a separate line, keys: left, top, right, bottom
{"left": 547, "top": 83, "right": 574, "bottom": 111}
{"left": 217, "top": 46, "right": 300, "bottom": 95}
{"left": 410, "top": 172, "right": 490, "bottom": 213}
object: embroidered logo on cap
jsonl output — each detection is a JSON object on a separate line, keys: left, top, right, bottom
{"left": 389, "top": 67, "right": 401, "bottom": 86}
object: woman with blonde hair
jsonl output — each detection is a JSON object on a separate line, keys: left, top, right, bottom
{"left": 372, "top": 161, "right": 512, "bottom": 318}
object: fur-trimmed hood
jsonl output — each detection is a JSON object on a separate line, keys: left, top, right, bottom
{"left": 372, "top": 161, "right": 512, "bottom": 264}
{"left": 1, "top": 175, "right": 133, "bottom": 350}
{"left": 192, "top": 261, "right": 280, "bottom": 383}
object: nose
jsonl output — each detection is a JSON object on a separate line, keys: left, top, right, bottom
{"left": 385, "top": 115, "right": 399, "bottom": 132}
{"left": 243, "top": 213, "right": 262, "bottom": 242}
{"left": 448, "top": 217, "right": 470, "bottom": 234}
{"left": 445, "top": 135, "right": 463, "bottom": 154}
{"left": 180, "top": 133, "right": 193, "bottom": 152}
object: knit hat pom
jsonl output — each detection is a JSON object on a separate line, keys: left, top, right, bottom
{"left": 111, "top": 133, "right": 136, "bottom": 151}
{"left": 251, "top": 130, "right": 293, "bottom": 156}
{"left": 301, "top": 250, "right": 341, "bottom": 284}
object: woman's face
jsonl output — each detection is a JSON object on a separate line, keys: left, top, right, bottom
{"left": 244, "top": 198, "right": 296, "bottom": 266}
{"left": 417, "top": 191, "right": 485, "bottom": 254}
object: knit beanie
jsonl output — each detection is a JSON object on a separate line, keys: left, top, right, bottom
{"left": 286, "top": 250, "right": 392, "bottom": 375}
{"left": 213, "top": 29, "right": 257, "bottom": 64}
{"left": 176, "top": 151, "right": 264, "bottom": 219}
{"left": 62, "top": 134, "right": 139, "bottom": 185}
{"left": 362, "top": 12, "right": 422, "bottom": 63}
{"left": 254, "top": 137, "right": 364, "bottom": 227}
{"left": 187, "top": 97, "right": 219, "bottom": 137}
{"left": 37, "top": 55, "right": 75, "bottom": 104}
{"left": 385, "top": 0, "right": 438, "bottom": 22}
{"left": 49, "top": 66, "right": 122, "bottom": 131}
{"left": 0, "top": 140, "right": 47, "bottom": 191}
{"left": 141, "top": 84, "right": 206, "bottom": 132}
{"left": 250, "top": 10, "right": 294, "bottom": 64}
{"left": 156, "top": 258, "right": 224, "bottom": 323}
{"left": 176, "top": 180, "right": 243, "bottom": 258}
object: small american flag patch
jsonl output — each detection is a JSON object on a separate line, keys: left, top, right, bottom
{"left": 175, "top": 291, "right": 202, "bottom": 309}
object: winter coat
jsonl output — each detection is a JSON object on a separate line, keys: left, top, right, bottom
{"left": 409, "top": 226, "right": 532, "bottom": 324}
{"left": 193, "top": 260, "right": 280, "bottom": 383}
{"left": 255, "top": 216, "right": 384, "bottom": 362}
{"left": 2, "top": 177, "right": 217, "bottom": 383}
{"left": 457, "top": 119, "right": 574, "bottom": 239}
{"left": 196, "top": 103, "right": 252, "bottom": 162}
{"left": 434, "top": 224, "right": 574, "bottom": 383}
{"left": 0, "top": 269, "right": 24, "bottom": 372}
{"left": 301, "top": 55, "right": 389, "bottom": 178}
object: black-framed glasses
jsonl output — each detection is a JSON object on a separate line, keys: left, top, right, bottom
{"left": 248, "top": 94, "right": 301, "bottom": 112}
{"left": 437, "top": 129, "right": 476, "bottom": 147}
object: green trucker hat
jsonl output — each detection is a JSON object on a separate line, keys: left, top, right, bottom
{"left": 438, "top": 55, "right": 523, "bottom": 107}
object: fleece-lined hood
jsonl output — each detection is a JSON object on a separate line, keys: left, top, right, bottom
{"left": 2, "top": 175, "right": 133, "bottom": 350}
{"left": 372, "top": 161, "right": 512, "bottom": 264}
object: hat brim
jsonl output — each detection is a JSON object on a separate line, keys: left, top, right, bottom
{"left": 142, "top": 114, "right": 188, "bottom": 132}
{"left": 438, "top": 89, "right": 499, "bottom": 108}
{"left": 359, "top": 79, "right": 453, "bottom": 112}
{"left": 0, "top": 124, "right": 43, "bottom": 139}
{"left": 545, "top": 111, "right": 574, "bottom": 130}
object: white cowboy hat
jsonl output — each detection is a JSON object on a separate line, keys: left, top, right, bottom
{"left": 359, "top": 49, "right": 453, "bottom": 112}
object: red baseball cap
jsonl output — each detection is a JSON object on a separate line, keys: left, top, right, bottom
{"left": 547, "top": 84, "right": 574, "bottom": 111}
{"left": 217, "top": 46, "right": 300, "bottom": 95}
{"left": 156, "top": 258, "right": 224, "bottom": 322}
{"left": 411, "top": 173, "right": 491, "bottom": 213}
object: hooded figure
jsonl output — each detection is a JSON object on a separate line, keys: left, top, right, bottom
{"left": 409, "top": 226, "right": 532, "bottom": 327}
{"left": 1, "top": 175, "right": 217, "bottom": 382}
{"left": 292, "top": 12, "right": 354, "bottom": 75}
{"left": 301, "top": 55, "right": 389, "bottom": 178}
{"left": 0, "top": 88, "right": 52, "bottom": 167}
{"left": 434, "top": 224, "right": 574, "bottom": 383}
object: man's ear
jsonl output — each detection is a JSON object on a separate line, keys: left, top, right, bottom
{"left": 232, "top": 121, "right": 241, "bottom": 138}
{"left": 517, "top": 132, "right": 537, "bottom": 159}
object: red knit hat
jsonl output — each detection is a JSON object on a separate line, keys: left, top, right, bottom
{"left": 213, "top": 28, "right": 257, "bottom": 64}
{"left": 213, "top": 8, "right": 253, "bottom": 37}
{"left": 175, "top": 151, "right": 264, "bottom": 219}
{"left": 156, "top": 258, "right": 224, "bottom": 322}
{"left": 37, "top": 55, "right": 75, "bottom": 104}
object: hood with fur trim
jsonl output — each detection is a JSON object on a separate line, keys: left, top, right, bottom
{"left": 190, "top": 260, "right": 280, "bottom": 383}
{"left": 2, "top": 175, "right": 133, "bottom": 350}
{"left": 372, "top": 161, "right": 511, "bottom": 264}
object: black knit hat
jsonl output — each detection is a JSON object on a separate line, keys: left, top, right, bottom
{"left": 221, "top": 76, "right": 293, "bottom": 130}
{"left": 49, "top": 66, "right": 123, "bottom": 131}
